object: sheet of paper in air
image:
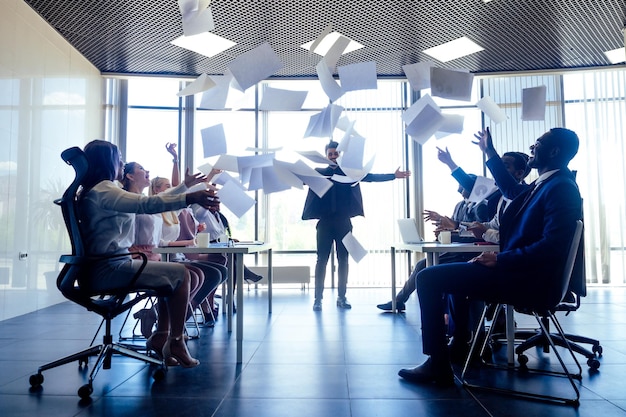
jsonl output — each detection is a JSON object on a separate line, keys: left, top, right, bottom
{"left": 468, "top": 176, "right": 498, "bottom": 203}
{"left": 476, "top": 96, "right": 507, "bottom": 124}
{"left": 297, "top": 150, "right": 333, "bottom": 165}
{"left": 260, "top": 166, "right": 292, "bottom": 194}
{"left": 339, "top": 135, "right": 365, "bottom": 170}
{"left": 322, "top": 34, "right": 351, "bottom": 70}
{"left": 212, "top": 154, "right": 239, "bottom": 172}
{"left": 342, "top": 231, "right": 367, "bottom": 263}
{"left": 171, "top": 33, "right": 236, "bottom": 58}
{"left": 200, "top": 124, "right": 227, "bottom": 158}
{"left": 178, "top": 0, "right": 214, "bottom": 36}
{"left": 299, "top": 174, "right": 333, "bottom": 198}
{"left": 304, "top": 103, "right": 344, "bottom": 138}
{"left": 237, "top": 153, "right": 275, "bottom": 184}
{"left": 335, "top": 116, "right": 363, "bottom": 138}
{"left": 247, "top": 167, "right": 264, "bottom": 191}
{"left": 199, "top": 75, "right": 230, "bottom": 109}
{"left": 176, "top": 73, "right": 216, "bottom": 97}
{"left": 316, "top": 59, "right": 344, "bottom": 102}
{"left": 217, "top": 180, "right": 256, "bottom": 218}
{"left": 259, "top": 86, "right": 307, "bottom": 111}
{"left": 245, "top": 146, "right": 283, "bottom": 152}
{"left": 338, "top": 61, "right": 377, "bottom": 92}
{"left": 521, "top": 85, "right": 547, "bottom": 121}
{"left": 434, "top": 113, "right": 465, "bottom": 139}
{"left": 430, "top": 67, "right": 474, "bottom": 102}
{"left": 211, "top": 171, "right": 246, "bottom": 189}
{"left": 402, "top": 61, "right": 435, "bottom": 91}
{"left": 403, "top": 94, "right": 445, "bottom": 145}
{"left": 340, "top": 155, "right": 375, "bottom": 184}
{"left": 227, "top": 42, "right": 283, "bottom": 92}
{"left": 196, "top": 162, "right": 215, "bottom": 176}
{"left": 272, "top": 160, "right": 305, "bottom": 189}
{"left": 308, "top": 23, "right": 334, "bottom": 55}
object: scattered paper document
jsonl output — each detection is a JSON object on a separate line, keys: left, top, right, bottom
{"left": 227, "top": 42, "right": 283, "bottom": 91}
{"left": 176, "top": 73, "right": 216, "bottom": 97}
{"left": 303, "top": 104, "right": 344, "bottom": 138}
{"left": 402, "top": 61, "right": 435, "bottom": 91}
{"left": 338, "top": 61, "right": 377, "bottom": 92}
{"left": 298, "top": 174, "right": 333, "bottom": 198}
{"left": 322, "top": 35, "right": 351, "bottom": 70}
{"left": 339, "top": 135, "right": 365, "bottom": 170}
{"left": 271, "top": 160, "right": 306, "bottom": 189}
{"left": 211, "top": 171, "right": 245, "bottom": 189}
{"left": 316, "top": 59, "right": 344, "bottom": 102}
{"left": 212, "top": 154, "right": 239, "bottom": 172}
{"left": 259, "top": 86, "right": 307, "bottom": 111}
{"left": 260, "top": 166, "right": 292, "bottom": 194}
{"left": 297, "top": 150, "right": 333, "bottom": 165}
{"left": 178, "top": 0, "right": 214, "bottom": 36}
{"left": 521, "top": 85, "right": 547, "bottom": 121}
{"left": 342, "top": 231, "right": 367, "bottom": 263}
{"left": 403, "top": 94, "right": 445, "bottom": 144}
{"left": 468, "top": 176, "right": 498, "bottom": 203}
{"left": 437, "top": 113, "right": 464, "bottom": 135}
{"left": 217, "top": 180, "right": 256, "bottom": 218}
{"left": 200, "top": 124, "right": 227, "bottom": 158}
{"left": 476, "top": 96, "right": 507, "bottom": 124}
{"left": 430, "top": 67, "right": 474, "bottom": 102}
{"left": 199, "top": 75, "right": 231, "bottom": 109}
{"left": 308, "top": 23, "right": 334, "bottom": 56}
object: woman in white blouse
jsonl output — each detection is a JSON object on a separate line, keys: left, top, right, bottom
{"left": 80, "top": 140, "right": 216, "bottom": 368}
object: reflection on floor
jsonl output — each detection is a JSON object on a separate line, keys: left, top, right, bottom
{"left": 0, "top": 286, "right": 625, "bottom": 417}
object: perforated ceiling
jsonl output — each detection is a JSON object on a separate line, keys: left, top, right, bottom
{"left": 23, "top": 0, "right": 626, "bottom": 77}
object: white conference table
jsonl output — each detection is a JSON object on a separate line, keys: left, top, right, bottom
{"left": 390, "top": 241, "right": 515, "bottom": 364}
{"left": 154, "top": 243, "right": 273, "bottom": 363}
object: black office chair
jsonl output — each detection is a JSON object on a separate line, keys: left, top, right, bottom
{"left": 462, "top": 220, "right": 585, "bottom": 406}
{"left": 511, "top": 222, "right": 601, "bottom": 370}
{"left": 29, "top": 146, "right": 166, "bottom": 399}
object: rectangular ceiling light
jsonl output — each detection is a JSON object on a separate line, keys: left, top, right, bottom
{"left": 423, "top": 36, "right": 484, "bottom": 62}
{"left": 171, "top": 32, "right": 236, "bottom": 58}
{"left": 604, "top": 47, "right": 626, "bottom": 64}
{"left": 301, "top": 31, "right": 364, "bottom": 56}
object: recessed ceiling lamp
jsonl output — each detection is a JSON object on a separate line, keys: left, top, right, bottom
{"left": 604, "top": 47, "right": 626, "bottom": 64}
{"left": 301, "top": 32, "right": 364, "bottom": 56}
{"left": 423, "top": 36, "right": 485, "bottom": 62}
{"left": 171, "top": 32, "right": 236, "bottom": 57}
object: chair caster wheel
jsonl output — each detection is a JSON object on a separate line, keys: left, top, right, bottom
{"left": 592, "top": 345, "right": 603, "bottom": 356}
{"left": 78, "top": 384, "right": 93, "bottom": 399}
{"left": 517, "top": 354, "right": 529, "bottom": 367}
{"left": 29, "top": 373, "right": 44, "bottom": 387}
{"left": 588, "top": 357, "right": 600, "bottom": 370}
{"left": 153, "top": 367, "right": 167, "bottom": 381}
{"left": 78, "top": 357, "right": 89, "bottom": 367}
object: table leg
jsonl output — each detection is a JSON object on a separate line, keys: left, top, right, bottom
{"left": 267, "top": 248, "right": 273, "bottom": 314}
{"left": 236, "top": 253, "right": 244, "bottom": 364}
{"left": 390, "top": 246, "right": 397, "bottom": 312}
{"left": 227, "top": 253, "right": 234, "bottom": 332}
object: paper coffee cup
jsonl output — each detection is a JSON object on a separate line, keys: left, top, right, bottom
{"left": 438, "top": 231, "right": 452, "bottom": 244}
{"left": 197, "top": 233, "right": 210, "bottom": 248}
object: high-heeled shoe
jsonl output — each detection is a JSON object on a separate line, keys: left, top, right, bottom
{"left": 133, "top": 307, "right": 157, "bottom": 339}
{"left": 145, "top": 331, "right": 178, "bottom": 366}
{"left": 163, "top": 335, "right": 200, "bottom": 368}
{"left": 244, "top": 272, "right": 263, "bottom": 283}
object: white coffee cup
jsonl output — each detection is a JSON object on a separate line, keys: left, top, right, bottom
{"left": 196, "top": 232, "right": 210, "bottom": 248}
{"left": 438, "top": 230, "right": 452, "bottom": 244}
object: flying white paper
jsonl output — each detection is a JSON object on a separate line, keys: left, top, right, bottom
{"left": 342, "top": 231, "right": 367, "bottom": 262}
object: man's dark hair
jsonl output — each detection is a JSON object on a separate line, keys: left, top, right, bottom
{"left": 548, "top": 128, "right": 579, "bottom": 164}
{"left": 325, "top": 141, "right": 339, "bottom": 152}
{"left": 503, "top": 151, "right": 531, "bottom": 178}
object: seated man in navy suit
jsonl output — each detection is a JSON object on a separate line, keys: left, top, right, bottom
{"left": 399, "top": 127, "right": 582, "bottom": 386}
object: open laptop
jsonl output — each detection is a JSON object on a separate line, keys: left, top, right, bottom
{"left": 397, "top": 218, "right": 424, "bottom": 244}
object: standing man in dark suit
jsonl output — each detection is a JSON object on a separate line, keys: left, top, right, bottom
{"left": 399, "top": 127, "right": 582, "bottom": 386}
{"left": 302, "top": 141, "right": 410, "bottom": 311}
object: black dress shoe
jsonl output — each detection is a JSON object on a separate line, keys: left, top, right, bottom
{"left": 398, "top": 357, "right": 454, "bottom": 386}
{"left": 376, "top": 301, "right": 406, "bottom": 312}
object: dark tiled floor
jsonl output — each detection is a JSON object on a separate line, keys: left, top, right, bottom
{"left": 0, "top": 286, "right": 625, "bottom": 417}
